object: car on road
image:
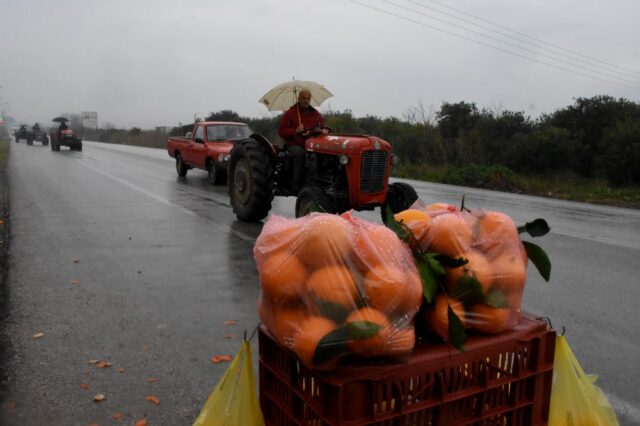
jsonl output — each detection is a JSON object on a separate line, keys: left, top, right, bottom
{"left": 167, "top": 121, "right": 253, "bottom": 185}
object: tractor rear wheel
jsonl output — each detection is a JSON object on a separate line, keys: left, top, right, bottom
{"left": 228, "top": 139, "right": 274, "bottom": 222}
{"left": 295, "top": 186, "right": 334, "bottom": 218}
{"left": 380, "top": 182, "right": 418, "bottom": 223}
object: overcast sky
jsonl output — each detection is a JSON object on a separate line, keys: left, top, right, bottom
{"left": 1, "top": 0, "right": 639, "bottom": 129}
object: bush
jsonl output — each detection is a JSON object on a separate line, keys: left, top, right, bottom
{"left": 603, "top": 117, "right": 640, "bottom": 186}
{"left": 442, "top": 164, "right": 523, "bottom": 192}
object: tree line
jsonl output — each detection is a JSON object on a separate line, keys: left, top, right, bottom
{"left": 103, "top": 94, "right": 640, "bottom": 187}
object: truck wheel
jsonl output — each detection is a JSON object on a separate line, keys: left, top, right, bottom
{"left": 295, "top": 186, "right": 334, "bottom": 217}
{"left": 77, "top": 141, "right": 82, "bottom": 151}
{"left": 228, "top": 139, "right": 274, "bottom": 222}
{"left": 380, "top": 182, "right": 418, "bottom": 223}
{"left": 175, "top": 153, "right": 188, "bottom": 177}
{"left": 207, "top": 160, "right": 220, "bottom": 185}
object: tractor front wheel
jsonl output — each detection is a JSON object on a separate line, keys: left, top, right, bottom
{"left": 228, "top": 139, "right": 274, "bottom": 222}
{"left": 295, "top": 186, "right": 334, "bottom": 218}
{"left": 380, "top": 182, "right": 418, "bottom": 223}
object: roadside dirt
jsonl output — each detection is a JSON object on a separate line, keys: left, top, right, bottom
{"left": 0, "top": 136, "right": 11, "bottom": 404}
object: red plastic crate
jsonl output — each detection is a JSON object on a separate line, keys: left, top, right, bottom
{"left": 259, "top": 314, "right": 555, "bottom": 426}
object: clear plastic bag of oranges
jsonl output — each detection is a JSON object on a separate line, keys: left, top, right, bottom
{"left": 255, "top": 212, "right": 423, "bottom": 370}
{"left": 394, "top": 202, "right": 532, "bottom": 341}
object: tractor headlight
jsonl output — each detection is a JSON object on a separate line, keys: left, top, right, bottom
{"left": 391, "top": 155, "right": 399, "bottom": 165}
{"left": 339, "top": 155, "right": 349, "bottom": 166}
{"left": 218, "top": 154, "right": 230, "bottom": 162}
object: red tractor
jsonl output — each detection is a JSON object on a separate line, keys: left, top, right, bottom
{"left": 50, "top": 118, "right": 82, "bottom": 151}
{"left": 227, "top": 128, "right": 417, "bottom": 222}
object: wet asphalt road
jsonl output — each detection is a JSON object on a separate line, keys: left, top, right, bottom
{"left": 1, "top": 140, "right": 639, "bottom": 425}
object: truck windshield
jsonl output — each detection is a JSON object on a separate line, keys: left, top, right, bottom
{"left": 206, "top": 125, "right": 253, "bottom": 141}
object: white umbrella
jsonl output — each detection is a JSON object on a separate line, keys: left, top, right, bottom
{"left": 259, "top": 79, "right": 333, "bottom": 112}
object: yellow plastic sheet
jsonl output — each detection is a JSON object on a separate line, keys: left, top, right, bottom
{"left": 549, "top": 335, "right": 619, "bottom": 426}
{"left": 193, "top": 339, "right": 264, "bottom": 426}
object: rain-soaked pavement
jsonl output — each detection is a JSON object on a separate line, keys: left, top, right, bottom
{"left": 1, "top": 140, "right": 639, "bottom": 425}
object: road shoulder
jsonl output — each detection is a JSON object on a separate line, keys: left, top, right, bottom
{"left": 0, "top": 133, "right": 11, "bottom": 404}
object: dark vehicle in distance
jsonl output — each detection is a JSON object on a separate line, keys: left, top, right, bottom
{"left": 50, "top": 123, "right": 82, "bottom": 151}
{"left": 14, "top": 125, "right": 29, "bottom": 143}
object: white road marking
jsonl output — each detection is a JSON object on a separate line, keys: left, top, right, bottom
{"left": 551, "top": 228, "right": 640, "bottom": 251}
{"left": 77, "top": 159, "right": 196, "bottom": 216}
{"left": 77, "top": 159, "right": 259, "bottom": 245}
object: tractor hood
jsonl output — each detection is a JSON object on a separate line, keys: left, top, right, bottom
{"left": 305, "top": 134, "right": 392, "bottom": 155}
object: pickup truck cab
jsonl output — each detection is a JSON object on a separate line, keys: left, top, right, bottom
{"left": 167, "top": 121, "right": 252, "bottom": 184}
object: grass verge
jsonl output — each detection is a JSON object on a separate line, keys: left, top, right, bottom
{"left": 395, "top": 163, "right": 640, "bottom": 209}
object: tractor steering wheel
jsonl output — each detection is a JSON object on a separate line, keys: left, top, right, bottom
{"left": 301, "top": 126, "right": 332, "bottom": 137}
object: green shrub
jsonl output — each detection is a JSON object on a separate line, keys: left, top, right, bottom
{"left": 442, "top": 164, "right": 523, "bottom": 191}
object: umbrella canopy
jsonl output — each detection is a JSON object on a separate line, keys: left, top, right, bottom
{"left": 259, "top": 80, "right": 333, "bottom": 111}
{"left": 52, "top": 116, "right": 69, "bottom": 123}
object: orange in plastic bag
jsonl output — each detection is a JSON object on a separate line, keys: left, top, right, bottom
{"left": 396, "top": 203, "right": 529, "bottom": 337}
{"left": 255, "top": 212, "right": 422, "bottom": 370}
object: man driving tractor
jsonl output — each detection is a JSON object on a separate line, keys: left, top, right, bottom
{"left": 278, "top": 89, "right": 328, "bottom": 193}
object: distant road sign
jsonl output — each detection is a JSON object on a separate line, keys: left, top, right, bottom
{"left": 82, "top": 111, "right": 98, "bottom": 129}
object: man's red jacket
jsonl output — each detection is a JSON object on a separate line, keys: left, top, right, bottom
{"left": 278, "top": 104, "right": 325, "bottom": 148}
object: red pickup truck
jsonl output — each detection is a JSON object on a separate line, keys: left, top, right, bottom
{"left": 167, "top": 121, "right": 253, "bottom": 184}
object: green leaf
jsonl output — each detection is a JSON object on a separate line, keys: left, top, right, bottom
{"left": 427, "top": 256, "right": 446, "bottom": 277}
{"left": 431, "top": 253, "right": 468, "bottom": 268}
{"left": 313, "top": 327, "right": 350, "bottom": 365}
{"left": 383, "top": 205, "right": 410, "bottom": 241}
{"left": 447, "top": 306, "right": 466, "bottom": 352}
{"left": 517, "top": 218, "right": 551, "bottom": 237}
{"left": 345, "top": 321, "right": 383, "bottom": 340}
{"left": 522, "top": 241, "right": 552, "bottom": 281}
{"left": 314, "top": 300, "right": 350, "bottom": 323}
{"left": 449, "top": 275, "right": 485, "bottom": 305}
{"left": 416, "top": 254, "right": 438, "bottom": 303}
{"left": 485, "top": 289, "right": 509, "bottom": 308}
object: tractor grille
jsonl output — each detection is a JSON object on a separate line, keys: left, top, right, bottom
{"left": 360, "top": 150, "right": 388, "bottom": 193}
